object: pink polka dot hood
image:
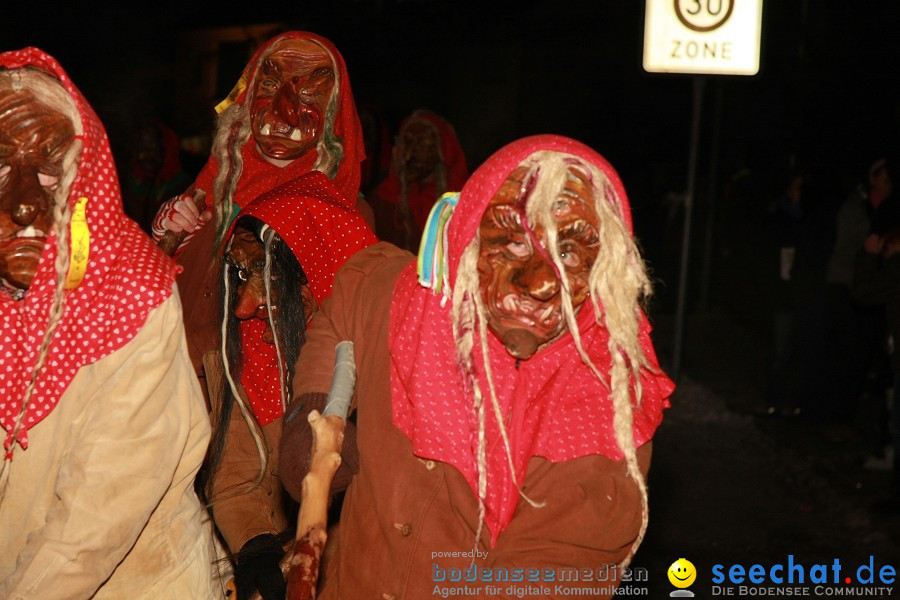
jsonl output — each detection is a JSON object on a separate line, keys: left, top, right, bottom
{"left": 389, "top": 135, "right": 675, "bottom": 545}
{"left": 0, "top": 48, "right": 178, "bottom": 456}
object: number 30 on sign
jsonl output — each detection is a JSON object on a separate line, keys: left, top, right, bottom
{"left": 643, "top": 0, "right": 763, "bottom": 75}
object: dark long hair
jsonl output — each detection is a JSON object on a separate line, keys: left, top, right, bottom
{"left": 195, "top": 216, "right": 309, "bottom": 506}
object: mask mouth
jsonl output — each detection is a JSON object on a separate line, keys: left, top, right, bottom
{"left": 0, "top": 237, "right": 46, "bottom": 290}
{"left": 498, "top": 294, "right": 562, "bottom": 330}
{"left": 259, "top": 123, "right": 308, "bottom": 141}
{"left": 16, "top": 225, "right": 45, "bottom": 239}
{"left": 1, "top": 233, "right": 46, "bottom": 250}
{"left": 255, "top": 103, "right": 321, "bottom": 141}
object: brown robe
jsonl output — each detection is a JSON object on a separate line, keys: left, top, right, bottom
{"left": 281, "top": 242, "right": 650, "bottom": 600}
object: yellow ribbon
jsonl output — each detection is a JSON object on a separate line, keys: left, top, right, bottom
{"left": 65, "top": 197, "right": 90, "bottom": 290}
{"left": 214, "top": 73, "right": 248, "bottom": 114}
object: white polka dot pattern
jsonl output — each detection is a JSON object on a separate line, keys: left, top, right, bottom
{"left": 235, "top": 171, "right": 377, "bottom": 425}
{"left": 1, "top": 48, "right": 177, "bottom": 455}
{"left": 388, "top": 135, "right": 676, "bottom": 543}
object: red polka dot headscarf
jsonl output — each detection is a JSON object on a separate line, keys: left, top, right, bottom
{"left": 190, "top": 30, "right": 366, "bottom": 232}
{"left": 230, "top": 171, "right": 377, "bottom": 425}
{"left": 0, "top": 48, "right": 177, "bottom": 457}
{"left": 389, "top": 135, "right": 675, "bottom": 544}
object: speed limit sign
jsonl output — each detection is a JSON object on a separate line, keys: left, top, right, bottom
{"left": 643, "top": 0, "right": 763, "bottom": 75}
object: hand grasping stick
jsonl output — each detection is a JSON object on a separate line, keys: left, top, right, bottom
{"left": 156, "top": 189, "right": 208, "bottom": 256}
{"left": 284, "top": 341, "right": 356, "bottom": 599}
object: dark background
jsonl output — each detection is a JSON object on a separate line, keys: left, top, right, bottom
{"left": 3, "top": 0, "right": 899, "bottom": 318}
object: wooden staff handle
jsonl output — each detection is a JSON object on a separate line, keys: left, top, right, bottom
{"left": 283, "top": 341, "right": 356, "bottom": 599}
{"left": 243, "top": 342, "right": 357, "bottom": 599}
{"left": 157, "top": 189, "right": 207, "bottom": 256}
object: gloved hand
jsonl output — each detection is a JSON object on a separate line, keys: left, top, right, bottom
{"left": 150, "top": 191, "right": 212, "bottom": 250}
{"left": 233, "top": 533, "right": 286, "bottom": 600}
{"left": 279, "top": 392, "right": 360, "bottom": 503}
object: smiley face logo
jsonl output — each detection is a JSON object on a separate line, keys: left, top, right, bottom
{"left": 668, "top": 558, "right": 697, "bottom": 588}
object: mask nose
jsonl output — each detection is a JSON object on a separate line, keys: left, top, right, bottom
{"left": 272, "top": 80, "right": 302, "bottom": 128}
{"left": 517, "top": 253, "right": 561, "bottom": 302}
{"left": 2, "top": 167, "right": 49, "bottom": 227}
{"left": 13, "top": 201, "right": 40, "bottom": 226}
{"left": 233, "top": 281, "right": 268, "bottom": 321}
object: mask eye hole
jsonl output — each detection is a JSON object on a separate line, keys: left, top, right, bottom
{"left": 506, "top": 239, "right": 530, "bottom": 258}
{"left": 37, "top": 172, "right": 59, "bottom": 190}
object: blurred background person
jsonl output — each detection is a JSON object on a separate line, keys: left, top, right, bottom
{"left": 121, "top": 119, "right": 192, "bottom": 234}
{"left": 372, "top": 109, "right": 468, "bottom": 250}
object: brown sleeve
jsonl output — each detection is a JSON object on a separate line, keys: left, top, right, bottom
{"left": 174, "top": 215, "right": 223, "bottom": 375}
{"left": 292, "top": 242, "right": 413, "bottom": 399}
{"left": 280, "top": 242, "right": 414, "bottom": 499}
{"left": 278, "top": 392, "right": 359, "bottom": 503}
{"left": 210, "top": 400, "right": 288, "bottom": 554}
{"left": 483, "top": 443, "right": 653, "bottom": 582}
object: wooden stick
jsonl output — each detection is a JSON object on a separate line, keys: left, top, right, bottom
{"left": 284, "top": 341, "right": 356, "bottom": 599}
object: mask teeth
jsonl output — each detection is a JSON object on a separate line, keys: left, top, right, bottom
{"left": 539, "top": 305, "right": 554, "bottom": 323}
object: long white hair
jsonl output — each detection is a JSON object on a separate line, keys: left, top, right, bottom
{"left": 450, "top": 151, "right": 653, "bottom": 566}
{"left": 0, "top": 67, "right": 83, "bottom": 496}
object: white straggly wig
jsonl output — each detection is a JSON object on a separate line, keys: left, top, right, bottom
{"left": 0, "top": 67, "right": 83, "bottom": 495}
{"left": 211, "top": 37, "right": 344, "bottom": 242}
{"left": 201, "top": 219, "right": 310, "bottom": 507}
{"left": 217, "top": 226, "right": 285, "bottom": 493}
{"left": 450, "top": 151, "right": 654, "bottom": 566}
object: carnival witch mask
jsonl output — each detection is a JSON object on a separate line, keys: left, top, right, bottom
{"left": 250, "top": 38, "right": 336, "bottom": 165}
{"left": 225, "top": 222, "right": 316, "bottom": 345}
{"left": 0, "top": 79, "right": 76, "bottom": 291}
{"left": 477, "top": 162, "right": 600, "bottom": 359}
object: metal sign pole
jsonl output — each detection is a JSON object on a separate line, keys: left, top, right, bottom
{"left": 671, "top": 76, "right": 705, "bottom": 379}
{"left": 643, "top": 0, "right": 762, "bottom": 377}
{"left": 699, "top": 80, "right": 724, "bottom": 312}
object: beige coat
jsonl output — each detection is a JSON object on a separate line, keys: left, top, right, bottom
{"left": 0, "top": 290, "right": 221, "bottom": 599}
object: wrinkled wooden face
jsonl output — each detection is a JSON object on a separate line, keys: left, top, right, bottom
{"left": 477, "top": 164, "right": 600, "bottom": 359}
{"left": 0, "top": 87, "right": 75, "bottom": 291}
{"left": 226, "top": 226, "right": 316, "bottom": 344}
{"left": 250, "top": 38, "right": 336, "bottom": 164}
